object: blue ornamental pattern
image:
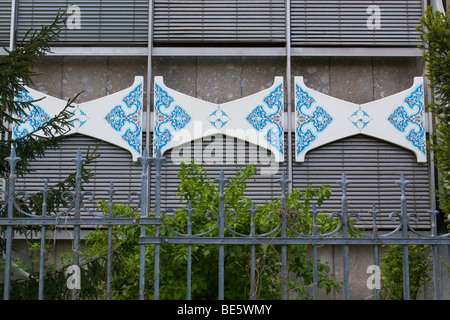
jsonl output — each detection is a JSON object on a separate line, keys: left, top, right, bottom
{"left": 70, "top": 106, "right": 89, "bottom": 130}
{"left": 153, "top": 84, "right": 191, "bottom": 155}
{"left": 387, "top": 84, "right": 426, "bottom": 155}
{"left": 208, "top": 106, "right": 231, "bottom": 129}
{"left": 13, "top": 90, "right": 50, "bottom": 139}
{"left": 348, "top": 106, "right": 373, "bottom": 131}
{"left": 295, "top": 85, "right": 333, "bottom": 156}
{"left": 105, "top": 83, "right": 143, "bottom": 154}
{"left": 246, "top": 84, "right": 284, "bottom": 155}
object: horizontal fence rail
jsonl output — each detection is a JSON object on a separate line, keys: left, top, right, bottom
{"left": 0, "top": 147, "right": 449, "bottom": 300}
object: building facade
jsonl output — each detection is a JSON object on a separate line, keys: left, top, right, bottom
{"left": 0, "top": 0, "right": 447, "bottom": 230}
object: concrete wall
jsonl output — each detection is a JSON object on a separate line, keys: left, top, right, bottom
{"left": 30, "top": 56, "right": 424, "bottom": 109}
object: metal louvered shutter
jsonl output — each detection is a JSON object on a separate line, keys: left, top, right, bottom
{"left": 16, "top": 0, "right": 148, "bottom": 45}
{"left": 292, "top": 134, "right": 430, "bottom": 229}
{"left": 291, "top": 0, "right": 423, "bottom": 47}
{"left": 153, "top": 0, "right": 286, "bottom": 45}
{"left": 15, "top": 134, "right": 146, "bottom": 215}
{"left": 0, "top": 0, "right": 11, "bottom": 47}
{"left": 155, "top": 135, "right": 288, "bottom": 209}
{"left": 15, "top": 133, "right": 430, "bottom": 229}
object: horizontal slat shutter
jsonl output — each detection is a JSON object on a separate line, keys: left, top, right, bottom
{"left": 0, "top": 0, "right": 11, "bottom": 46}
{"left": 292, "top": 134, "right": 430, "bottom": 229}
{"left": 153, "top": 0, "right": 286, "bottom": 44}
{"left": 15, "top": 134, "right": 146, "bottom": 216}
{"left": 16, "top": 0, "right": 148, "bottom": 45}
{"left": 15, "top": 132, "right": 431, "bottom": 230}
{"left": 291, "top": 0, "right": 423, "bottom": 47}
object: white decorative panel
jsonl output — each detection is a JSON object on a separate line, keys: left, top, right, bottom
{"left": 13, "top": 76, "right": 144, "bottom": 161}
{"left": 295, "top": 76, "right": 426, "bottom": 163}
{"left": 153, "top": 76, "right": 284, "bottom": 162}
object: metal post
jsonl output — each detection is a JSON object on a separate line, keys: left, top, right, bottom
{"left": 311, "top": 203, "right": 319, "bottom": 300}
{"left": 38, "top": 181, "right": 49, "bottom": 300}
{"left": 72, "top": 149, "right": 86, "bottom": 300}
{"left": 278, "top": 170, "right": 290, "bottom": 300}
{"left": 106, "top": 182, "right": 115, "bottom": 300}
{"left": 370, "top": 204, "right": 380, "bottom": 300}
{"left": 397, "top": 173, "right": 410, "bottom": 300}
{"left": 146, "top": 0, "right": 155, "bottom": 154}
{"left": 216, "top": 170, "right": 229, "bottom": 300}
{"left": 9, "top": 0, "right": 18, "bottom": 52}
{"left": 186, "top": 203, "right": 194, "bottom": 300}
{"left": 151, "top": 149, "right": 166, "bottom": 300}
{"left": 430, "top": 205, "right": 440, "bottom": 300}
{"left": 3, "top": 147, "right": 20, "bottom": 300}
{"left": 137, "top": 148, "right": 152, "bottom": 300}
{"left": 249, "top": 203, "right": 257, "bottom": 300}
{"left": 338, "top": 172, "right": 351, "bottom": 300}
{"left": 285, "top": 0, "right": 293, "bottom": 192}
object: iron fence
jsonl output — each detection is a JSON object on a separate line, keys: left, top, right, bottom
{"left": 0, "top": 147, "right": 449, "bottom": 300}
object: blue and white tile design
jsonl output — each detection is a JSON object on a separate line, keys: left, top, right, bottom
{"left": 12, "top": 90, "right": 50, "bottom": 139}
{"left": 105, "top": 82, "right": 143, "bottom": 154}
{"left": 153, "top": 83, "right": 191, "bottom": 156}
{"left": 388, "top": 84, "right": 426, "bottom": 155}
{"left": 295, "top": 76, "right": 426, "bottom": 163}
{"left": 246, "top": 84, "right": 284, "bottom": 155}
{"left": 295, "top": 84, "right": 333, "bottom": 157}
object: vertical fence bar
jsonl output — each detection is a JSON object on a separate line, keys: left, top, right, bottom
{"left": 430, "top": 206, "right": 440, "bottom": 300}
{"left": 397, "top": 173, "right": 410, "bottom": 300}
{"left": 186, "top": 203, "right": 193, "bottom": 300}
{"left": 249, "top": 203, "right": 257, "bottom": 300}
{"left": 38, "top": 181, "right": 49, "bottom": 300}
{"left": 138, "top": 148, "right": 152, "bottom": 300}
{"left": 278, "top": 170, "right": 290, "bottom": 300}
{"left": 72, "top": 149, "right": 85, "bottom": 300}
{"left": 373, "top": 245, "right": 380, "bottom": 300}
{"left": 339, "top": 173, "right": 351, "bottom": 300}
{"left": 3, "top": 148, "right": 20, "bottom": 300}
{"left": 216, "top": 170, "right": 228, "bottom": 300}
{"left": 106, "top": 182, "right": 115, "bottom": 300}
{"left": 371, "top": 204, "right": 380, "bottom": 300}
{"left": 311, "top": 203, "right": 319, "bottom": 300}
{"left": 152, "top": 150, "right": 166, "bottom": 300}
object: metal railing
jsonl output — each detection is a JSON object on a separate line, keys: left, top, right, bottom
{"left": 1, "top": 147, "right": 449, "bottom": 300}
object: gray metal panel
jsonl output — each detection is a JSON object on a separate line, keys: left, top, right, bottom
{"left": 153, "top": 0, "right": 286, "bottom": 44}
{"left": 15, "top": 132, "right": 430, "bottom": 229}
{"left": 16, "top": 0, "right": 148, "bottom": 45}
{"left": 292, "top": 134, "right": 430, "bottom": 229}
{"left": 291, "top": 0, "right": 423, "bottom": 47}
{"left": 155, "top": 135, "right": 288, "bottom": 209}
{"left": 0, "top": 0, "right": 11, "bottom": 46}
{"left": 15, "top": 134, "right": 145, "bottom": 216}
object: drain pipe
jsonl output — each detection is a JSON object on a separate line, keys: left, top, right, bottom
{"left": 285, "top": 0, "right": 293, "bottom": 192}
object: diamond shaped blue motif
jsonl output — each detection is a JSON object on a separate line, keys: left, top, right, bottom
{"left": 348, "top": 106, "right": 373, "bottom": 131}
{"left": 70, "top": 105, "right": 89, "bottom": 130}
{"left": 105, "top": 105, "right": 126, "bottom": 131}
{"left": 208, "top": 106, "right": 231, "bottom": 129}
{"left": 295, "top": 84, "right": 333, "bottom": 156}
{"left": 246, "top": 105, "right": 267, "bottom": 131}
{"left": 387, "top": 84, "right": 426, "bottom": 155}
{"left": 170, "top": 106, "right": 191, "bottom": 131}
{"left": 312, "top": 107, "right": 333, "bottom": 132}
{"left": 13, "top": 90, "right": 51, "bottom": 139}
